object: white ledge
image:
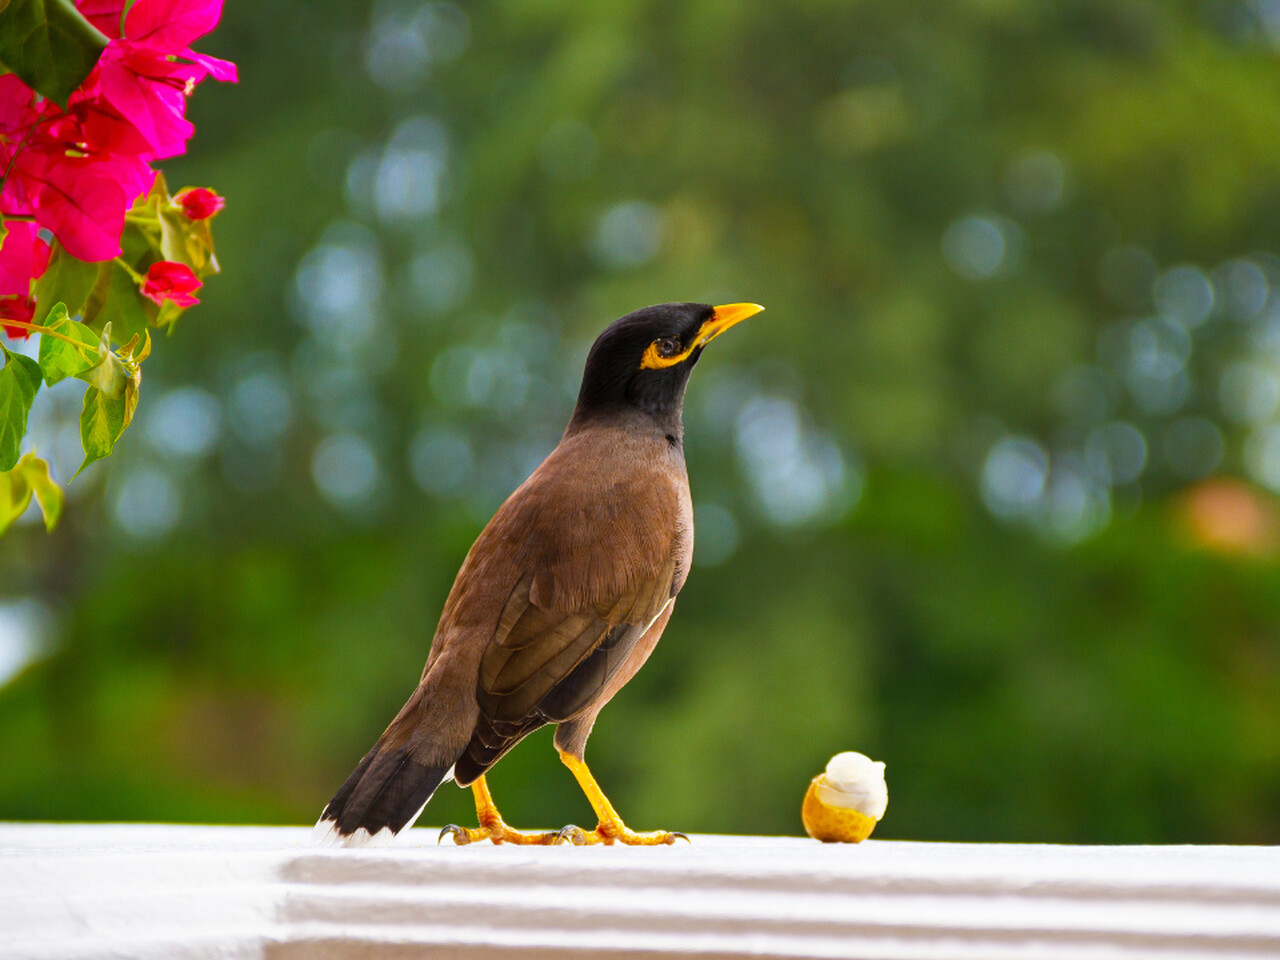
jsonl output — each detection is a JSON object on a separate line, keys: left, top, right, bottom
{"left": 4, "top": 824, "right": 1280, "bottom": 959}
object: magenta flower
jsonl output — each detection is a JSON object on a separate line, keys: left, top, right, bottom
{"left": 0, "top": 224, "right": 49, "bottom": 296}
{"left": 141, "top": 260, "right": 202, "bottom": 307}
{"left": 0, "top": 223, "right": 49, "bottom": 337}
{"left": 0, "top": 0, "right": 235, "bottom": 261}
{"left": 175, "top": 187, "right": 224, "bottom": 220}
{"left": 92, "top": 47, "right": 196, "bottom": 159}
{"left": 0, "top": 0, "right": 233, "bottom": 313}
{"left": 77, "top": 0, "right": 128, "bottom": 38}
{"left": 0, "top": 296, "right": 37, "bottom": 339}
{"left": 89, "top": 0, "right": 237, "bottom": 158}
{"left": 13, "top": 150, "right": 133, "bottom": 262}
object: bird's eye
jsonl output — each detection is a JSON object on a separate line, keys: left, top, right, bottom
{"left": 655, "top": 337, "right": 681, "bottom": 358}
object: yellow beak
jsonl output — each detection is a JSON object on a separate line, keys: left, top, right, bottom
{"left": 699, "top": 302, "right": 765, "bottom": 347}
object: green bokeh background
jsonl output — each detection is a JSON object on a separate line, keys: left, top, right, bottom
{"left": 3, "top": 0, "right": 1280, "bottom": 843}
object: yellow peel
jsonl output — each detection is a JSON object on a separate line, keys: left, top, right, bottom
{"left": 802, "top": 776, "right": 879, "bottom": 843}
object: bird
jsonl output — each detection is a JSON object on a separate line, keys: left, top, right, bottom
{"left": 315, "top": 301, "right": 763, "bottom": 847}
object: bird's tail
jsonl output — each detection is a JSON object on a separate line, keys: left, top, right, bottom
{"left": 314, "top": 705, "right": 461, "bottom": 847}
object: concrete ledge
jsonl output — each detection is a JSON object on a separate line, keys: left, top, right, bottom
{"left": 3, "top": 823, "right": 1280, "bottom": 959}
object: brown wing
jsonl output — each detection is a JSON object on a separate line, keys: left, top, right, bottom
{"left": 454, "top": 553, "right": 678, "bottom": 784}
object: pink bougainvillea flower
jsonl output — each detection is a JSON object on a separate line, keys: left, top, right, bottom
{"left": 175, "top": 187, "right": 224, "bottom": 220}
{"left": 14, "top": 151, "right": 130, "bottom": 261}
{"left": 72, "top": 92, "right": 156, "bottom": 159}
{"left": 125, "top": 0, "right": 223, "bottom": 51}
{"left": 120, "top": 0, "right": 237, "bottom": 94}
{"left": 0, "top": 295, "right": 37, "bottom": 339}
{"left": 0, "top": 222, "right": 40, "bottom": 296}
{"left": 32, "top": 237, "right": 51, "bottom": 279}
{"left": 76, "top": 0, "right": 126, "bottom": 38}
{"left": 75, "top": 0, "right": 237, "bottom": 160}
{"left": 93, "top": 45, "right": 196, "bottom": 159}
{"left": 82, "top": 0, "right": 232, "bottom": 58}
{"left": 181, "top": 50, "right": 237, "bottom": 83}
{"left": 0, "top": 77, "right": 42, "bottom": 220}
{"left": 142, "top": 260, "right": 202, "bottom": 307}
{"left": 0, "top": 0, "right": 235, "bottom": 291}
{"left": 0, "top": 222, "right": 49, "bottom": 338}
{"left": 0, "top": 72, "right": 150, "bottom": 261}
{"left": 0, "top": 74, "right": 39, "bottom": 138}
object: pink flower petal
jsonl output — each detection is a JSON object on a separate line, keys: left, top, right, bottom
{"left": 20, "top": 157, "right": 127, "bottom": 262}
{"left": 125, "top": 0, "right": 222, "bottom": 52}
{"left": 0, "top": 177, "right": 33, "bottom": 219}
{"left": 0, "top": 75, "right": 37, "bottom": 135}
{"left": 142, "top": 260, "right": 202, "bottom": 306}
{"left": 76, "top": 0, "right": 127, "bottom": 38}
{"left": 0, "top": 222, "right": 38, "bottom": 297}
{"left": 33, "top": 239, "right": 51, "bottom": 280}
{"left": 175, "top": 187, "right": 224, "bottom": 219}
{"left": 96, "top": 45, "right": 194, "bottom": 158}
{"left": 75, "top": 98, "right": 155, "bottom": 158}
{"left": 180, "top": 48, "right": 238, "bottom": 83}
{"left": 0, "top": 295, "right": 38, "bottom": 337}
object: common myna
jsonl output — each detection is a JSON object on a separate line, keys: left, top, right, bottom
{"left": 316, "top": 301, "right": 763, "bottom": 846}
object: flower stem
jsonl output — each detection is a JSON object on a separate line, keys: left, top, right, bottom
{"left": 113, "top": 257, "right": 145, "bottom": 284}
{"left": 2, "top": 320, "right": 97, "bottom": 359}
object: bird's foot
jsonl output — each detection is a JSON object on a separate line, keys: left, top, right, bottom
{"left": 585, "top": 818, "right": 691, "bottom": 846}
{"left": 438, "top": 818, "right": 590, "bottom": 846}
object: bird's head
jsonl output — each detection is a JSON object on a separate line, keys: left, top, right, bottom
{"left": 570, "top": 301, "right": 763, "bottom": 433}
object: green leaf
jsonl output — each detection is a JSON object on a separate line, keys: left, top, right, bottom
{"left": 35, "top": 243, "right": 99, "bottom": 319}
{"left": 76, "top": 384, "right": 127, "bottom": 475}
{"left": 153, "top": 297, "right": 186, "bottom": 332}
{"left": 74, "top": 323, "right": 144, "bottom": 476}
{"left": 0, "top": 452, "right": 64, "bottom": 534}
{"left": 0, "top": 346, "right": 41, "bottom": 472}
{"left": 36, "top": 301, "right": 98, "bottom": 387}
{"left": 0, "top": 458, "right": 35, "bottom": 535}
{"left": 0, "top": 0, "right": 109, "bottom": 106}
{"left": 0, "top": 451, "right": 62, "bottom": 534}
{"left": 84, "top": 322, "right": 127, "bottom": 398}
{"left": 22, "top": 451, "right": 62, "bottom": 531}
{"left": 159, "top": 188, "right": 220, "bottom": 281}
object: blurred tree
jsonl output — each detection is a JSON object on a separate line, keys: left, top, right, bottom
{"left": 2, "top": 0, "right": 1279, "bottom": 843}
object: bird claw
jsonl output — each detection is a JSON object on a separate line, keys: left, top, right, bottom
{"left": 438, "top": 824, "right": 473, "bottom": 845}
{"left": 552, "top": 824, "right": 589, "bottom": 846}
{"left": 670, "top": 831, "right": 691, "bottom": 844}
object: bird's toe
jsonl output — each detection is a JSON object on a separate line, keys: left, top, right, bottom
{"left": 552, "top": 824, "right": 590, "bottom": 846}
{"left": 439, "top": 824, "right": 477, "bottom": 845}
{"left": 595, "top": 820, "right": 690, "bottom": 845}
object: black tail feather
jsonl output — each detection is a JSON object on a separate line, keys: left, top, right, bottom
{"left": 319, "top": 745, "right": 452, "bottom": 840}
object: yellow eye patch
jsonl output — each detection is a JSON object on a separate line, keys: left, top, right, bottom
{"left": 638, "top": 303, "right": 763, "bottom": 370}
{"left": 640, "top": 338, "right": 696, "bottom": 370}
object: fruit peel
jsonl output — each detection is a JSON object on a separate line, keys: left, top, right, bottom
{"left": 801, "top": 751, "right": 887, "bottom": 843}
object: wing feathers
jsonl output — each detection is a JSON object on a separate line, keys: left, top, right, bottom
{"left": 480, "top": 614, "right": 607, "bottom": 716}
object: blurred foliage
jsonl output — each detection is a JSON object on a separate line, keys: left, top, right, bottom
{"left": 2, "top": 0, "right": 1280, "bottom": 843}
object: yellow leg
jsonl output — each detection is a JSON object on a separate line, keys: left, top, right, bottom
{"left": 559, "top": 751, "right": 689, "bottom": 846}
{"left": 439, "top": 775, "right": 586, "bottom": 846}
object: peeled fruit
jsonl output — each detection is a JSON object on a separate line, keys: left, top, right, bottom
{"left": 802, "top": 751, "right": 887, "bottom": 843}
